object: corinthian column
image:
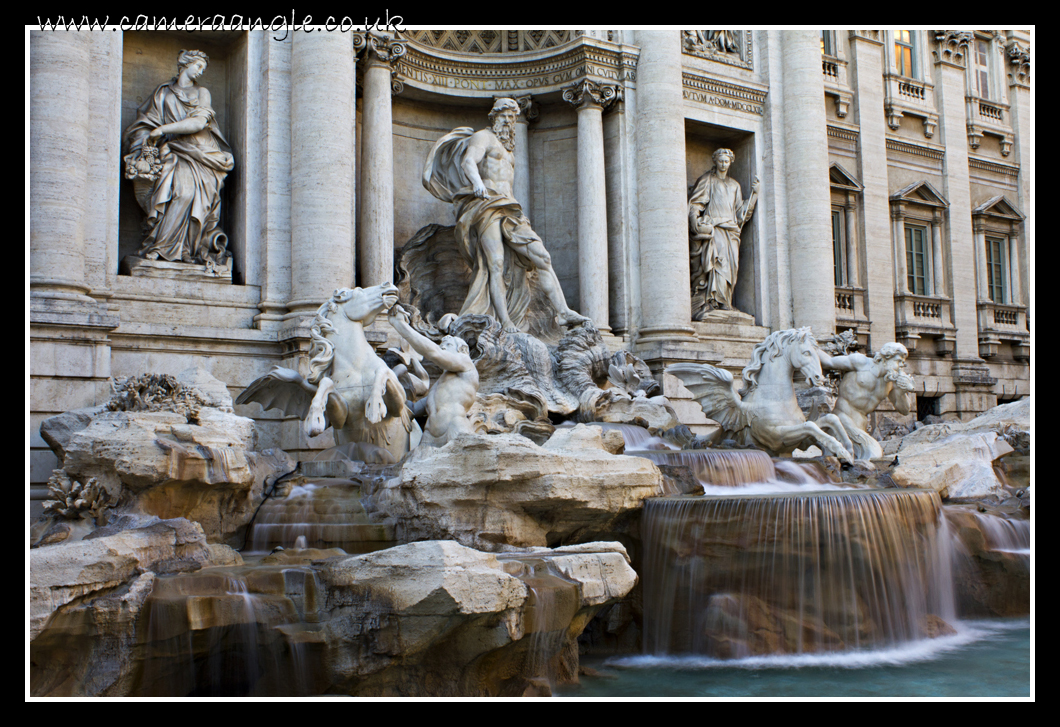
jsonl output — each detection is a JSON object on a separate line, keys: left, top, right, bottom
{"left": 633, "top": 30, "right": 696, "bottom": 342}
{"left": 288, "top": 32, "right": 356, "bottom": 315}
{"left": 356, "top": 31, "right": 406, "bottom": 287}
{"left": 30, "top": 30, "right": 92, "bottom": 299}
{"left": 564, "top": 80, "right": 620, "bottom": 333}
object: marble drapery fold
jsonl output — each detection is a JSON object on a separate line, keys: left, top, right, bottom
{"left": 123, "top": 80, "right": 234, "bottom": 265}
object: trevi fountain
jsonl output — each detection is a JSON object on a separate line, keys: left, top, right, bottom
{"left": 29, "top": 28, "right": 1030, "bottom": 698}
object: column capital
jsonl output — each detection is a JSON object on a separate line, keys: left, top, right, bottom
{"left": 493, "top": 94, "right": 539, "bottom": 122}
{"left": 562, "top": 79, "right": 622, "bottom": 112}
{"left": 931, "top": 30, "right": 974, "bottom": 68}
{"left": 354, "top": 30, "right": 407, "bottom": 69}
{"left": 1006, "top": 39, "right": 1030, "bottom": 87}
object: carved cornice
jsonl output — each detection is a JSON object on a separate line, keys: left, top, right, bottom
{"left": 394, "top": 38, "right": 638, "bottom": 98}
{"left": 886, "top": 138, "right": 945, "bottom": 163}
{"left": 1006, "top": 39, "right": 1030, "bottom": 87}
{"left": 849, "top": 30, "right": 883, "bottom": 45}
{"left": 932, "top": 30, "right": 974, "bottom": 67}
{"left": 562, "top": 79, "right": 622, "bottom": 111}
{"left": 968, "top": 155, "right": 1020, "bottom": 178}
{"left": 682, "top": 72, "right": 766, "bottom": 116}
{"left": 827, "top": 125, "right": 859, "bottom": 145}
{"left": 682, "top": 30, "right": 753, "bottom": 70}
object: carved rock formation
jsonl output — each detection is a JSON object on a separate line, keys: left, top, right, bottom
{"left": 363, "top": 429, "right": 664, "bottom": 551}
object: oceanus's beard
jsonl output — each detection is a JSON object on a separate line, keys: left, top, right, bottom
{"left": 493, "top": 120, "right": 515, "bottom": 152}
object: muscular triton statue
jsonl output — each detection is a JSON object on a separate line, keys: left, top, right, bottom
{"left": 388, "top": 304, "right": 479, "bottom": 447}
{"left": 423, "top": 98, "right": 589, "bottom": 334}
{"left": 817, "top": 342, "right": 916, "bottom": 461}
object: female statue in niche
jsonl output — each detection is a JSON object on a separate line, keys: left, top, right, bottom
{"left": 688, "top": 148, "right": 759, "bottom": 317}
{"left": 122, "top": 49, "right": 234, "bottom": 266}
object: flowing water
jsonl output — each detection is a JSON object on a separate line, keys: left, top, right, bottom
{"left": 560, "top": 619, "right": 1030, "bottom": 697}
{"left": 641, "top": 489, "right": 956, "bottom": 657}
{"left": 247, "top": 479, "right": 394, "bottom": 554}
{"left": 135, "top": 566, "right": 326, "bottom": 696}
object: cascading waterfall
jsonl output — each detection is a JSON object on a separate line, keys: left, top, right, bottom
{"left": 641, "top": 489, "right": 956, "bottom": 657}
{"left": 135, "top": 565, "right": 325, "bottom": 696}
{"left": 247, "top": 479, "right": 393, "bottom": 554}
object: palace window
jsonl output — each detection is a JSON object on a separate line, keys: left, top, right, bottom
{"left": 821, "top": 30, "right": 835, "bottom": 56}
{"left": 972, "top": 38, "right": 991, "bottom": 99}
{"left": 832, "top": 209, "right": 846, "bottom": 286}
{"left": 894, "top": 30, "right": 918, "bottom": 79}
{"left": 985, "top": 236, "right": 1007, "bottom": 303}
{"left": 905, "top": 225, "right": 930, "bottom": 295}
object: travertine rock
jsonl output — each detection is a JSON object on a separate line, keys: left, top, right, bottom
{"left": 892, "top": 400, "right": 1029, "bottom": 499}
{"left": 39, "top": 368, "right": 294, "bottom": 545}
{"left": 30, "top": 517, "right": 216, "bottom": 641}
{"left": 892, "top": 432, "right": 1013, "bottom": 499}
{"left": 365, "top": 431, "right": 664, "bottom": 551}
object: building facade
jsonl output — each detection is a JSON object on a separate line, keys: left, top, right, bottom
{"left": 29, "top": 29, "right": 1032, "bottom": 516}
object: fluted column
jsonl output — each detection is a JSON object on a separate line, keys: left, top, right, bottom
{"left": 565, "top": 80, "right": 619, "bottom": 333}
{"left": 781, "top": 30, "right": 834, "bottom": 337}
{"left": 30, "top": 30, "right": 92, "bottom": 299}
{"left": 356, "top": 31, "right": 405, "bottom": 287}
{"left": 633, "top": 30, "right": 695, "bottom": 342}
{"left": 288, "top": 32, "right": 355, "bottom": 315}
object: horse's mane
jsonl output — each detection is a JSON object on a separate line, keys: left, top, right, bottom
{"left": 739, "top": 327, "right": 816, "bottom": 397}
{"left": 307, "top": 288, "right": 356, "bottom": 385}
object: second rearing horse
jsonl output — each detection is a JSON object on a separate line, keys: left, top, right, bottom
{"left": 667, "top": 328, "right": 855, "bottom": 463}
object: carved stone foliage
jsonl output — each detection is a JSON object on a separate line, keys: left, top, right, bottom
{"left": 682, "top": 30, "right": 752, "bottom": 69}
{"left": 932, "top": 30, "right": 974, "bottom": 66}
{"left": 562, "top": 79, "right": 622, "bottom": 111}
{"left": 107, "top": 373, "right": 207, "bottom": 422}
{"left": 1006, "top": 39, "right": 1030, "bottom": 86}
{"left": 354, "top": 30, "right": 407, "bottom": 66}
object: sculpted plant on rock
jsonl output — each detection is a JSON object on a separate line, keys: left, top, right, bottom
{"left": 43, "top": 471, "right": 112, "bottom": 523}
{"left": 108, "top": 373, "right": 206, "bottom": 423}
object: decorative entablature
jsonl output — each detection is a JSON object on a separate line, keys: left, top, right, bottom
{"left": 395, "top": 35, "right": 637, "bottom": 99}
{"left": 402, "top": 30, "right": 588, "bottom": 55}
{"left": 681, "top": 72, "right": 767, "bottom": 116}
{"left": 682, "top": 30, "right": 753, "bottom": 70}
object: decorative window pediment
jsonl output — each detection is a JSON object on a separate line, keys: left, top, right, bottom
{"left": 891, "top": 181, "right": 949, "bottom": 208}
{"left": 829, "top": 163, "right": 863, "bottom": 192}
{"left": 972, "top": 194, "right": 1024, "bottom": 222}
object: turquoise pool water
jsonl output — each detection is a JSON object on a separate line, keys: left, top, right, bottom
{"left": 558, "top": 619, "right": 1031, "bottom": 698}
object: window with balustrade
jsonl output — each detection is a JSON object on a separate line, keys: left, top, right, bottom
{"left": 905, "top": 225, "right": 930, "bottom": 295}
{"left": 893, "top": 30, "right": 918, "bottom": 79}
{"left": 985, "top": 236, "right": 1007, "bottom": 303}
{"left": 821, "top": 30, "right": 835, "bottom": 57}
{"left": 972, "top": 37, "right": 992, "bottom": 100}
{"left": 832, "top": 209, "right": 846, "bottom": 286}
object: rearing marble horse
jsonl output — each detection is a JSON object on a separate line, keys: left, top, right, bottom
{"left": 667, "top": 328, "right": 855, "bottom": 463}
{"left": 236, "top": 284, "right": 413, "bottom": 460}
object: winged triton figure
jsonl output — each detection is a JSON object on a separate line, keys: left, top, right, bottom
{"left": 667, "top": 328, "right": 855, "bottom": 463}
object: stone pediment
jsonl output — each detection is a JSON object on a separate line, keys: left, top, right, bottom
{"left": 829, "top": 163, "right": 863, "bottom": 192}
{"left": 972, "top": 194, "right": 1025, "bottom": 221}
{"left": 891, "top": 180, "right": 949, "bottom": 208}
